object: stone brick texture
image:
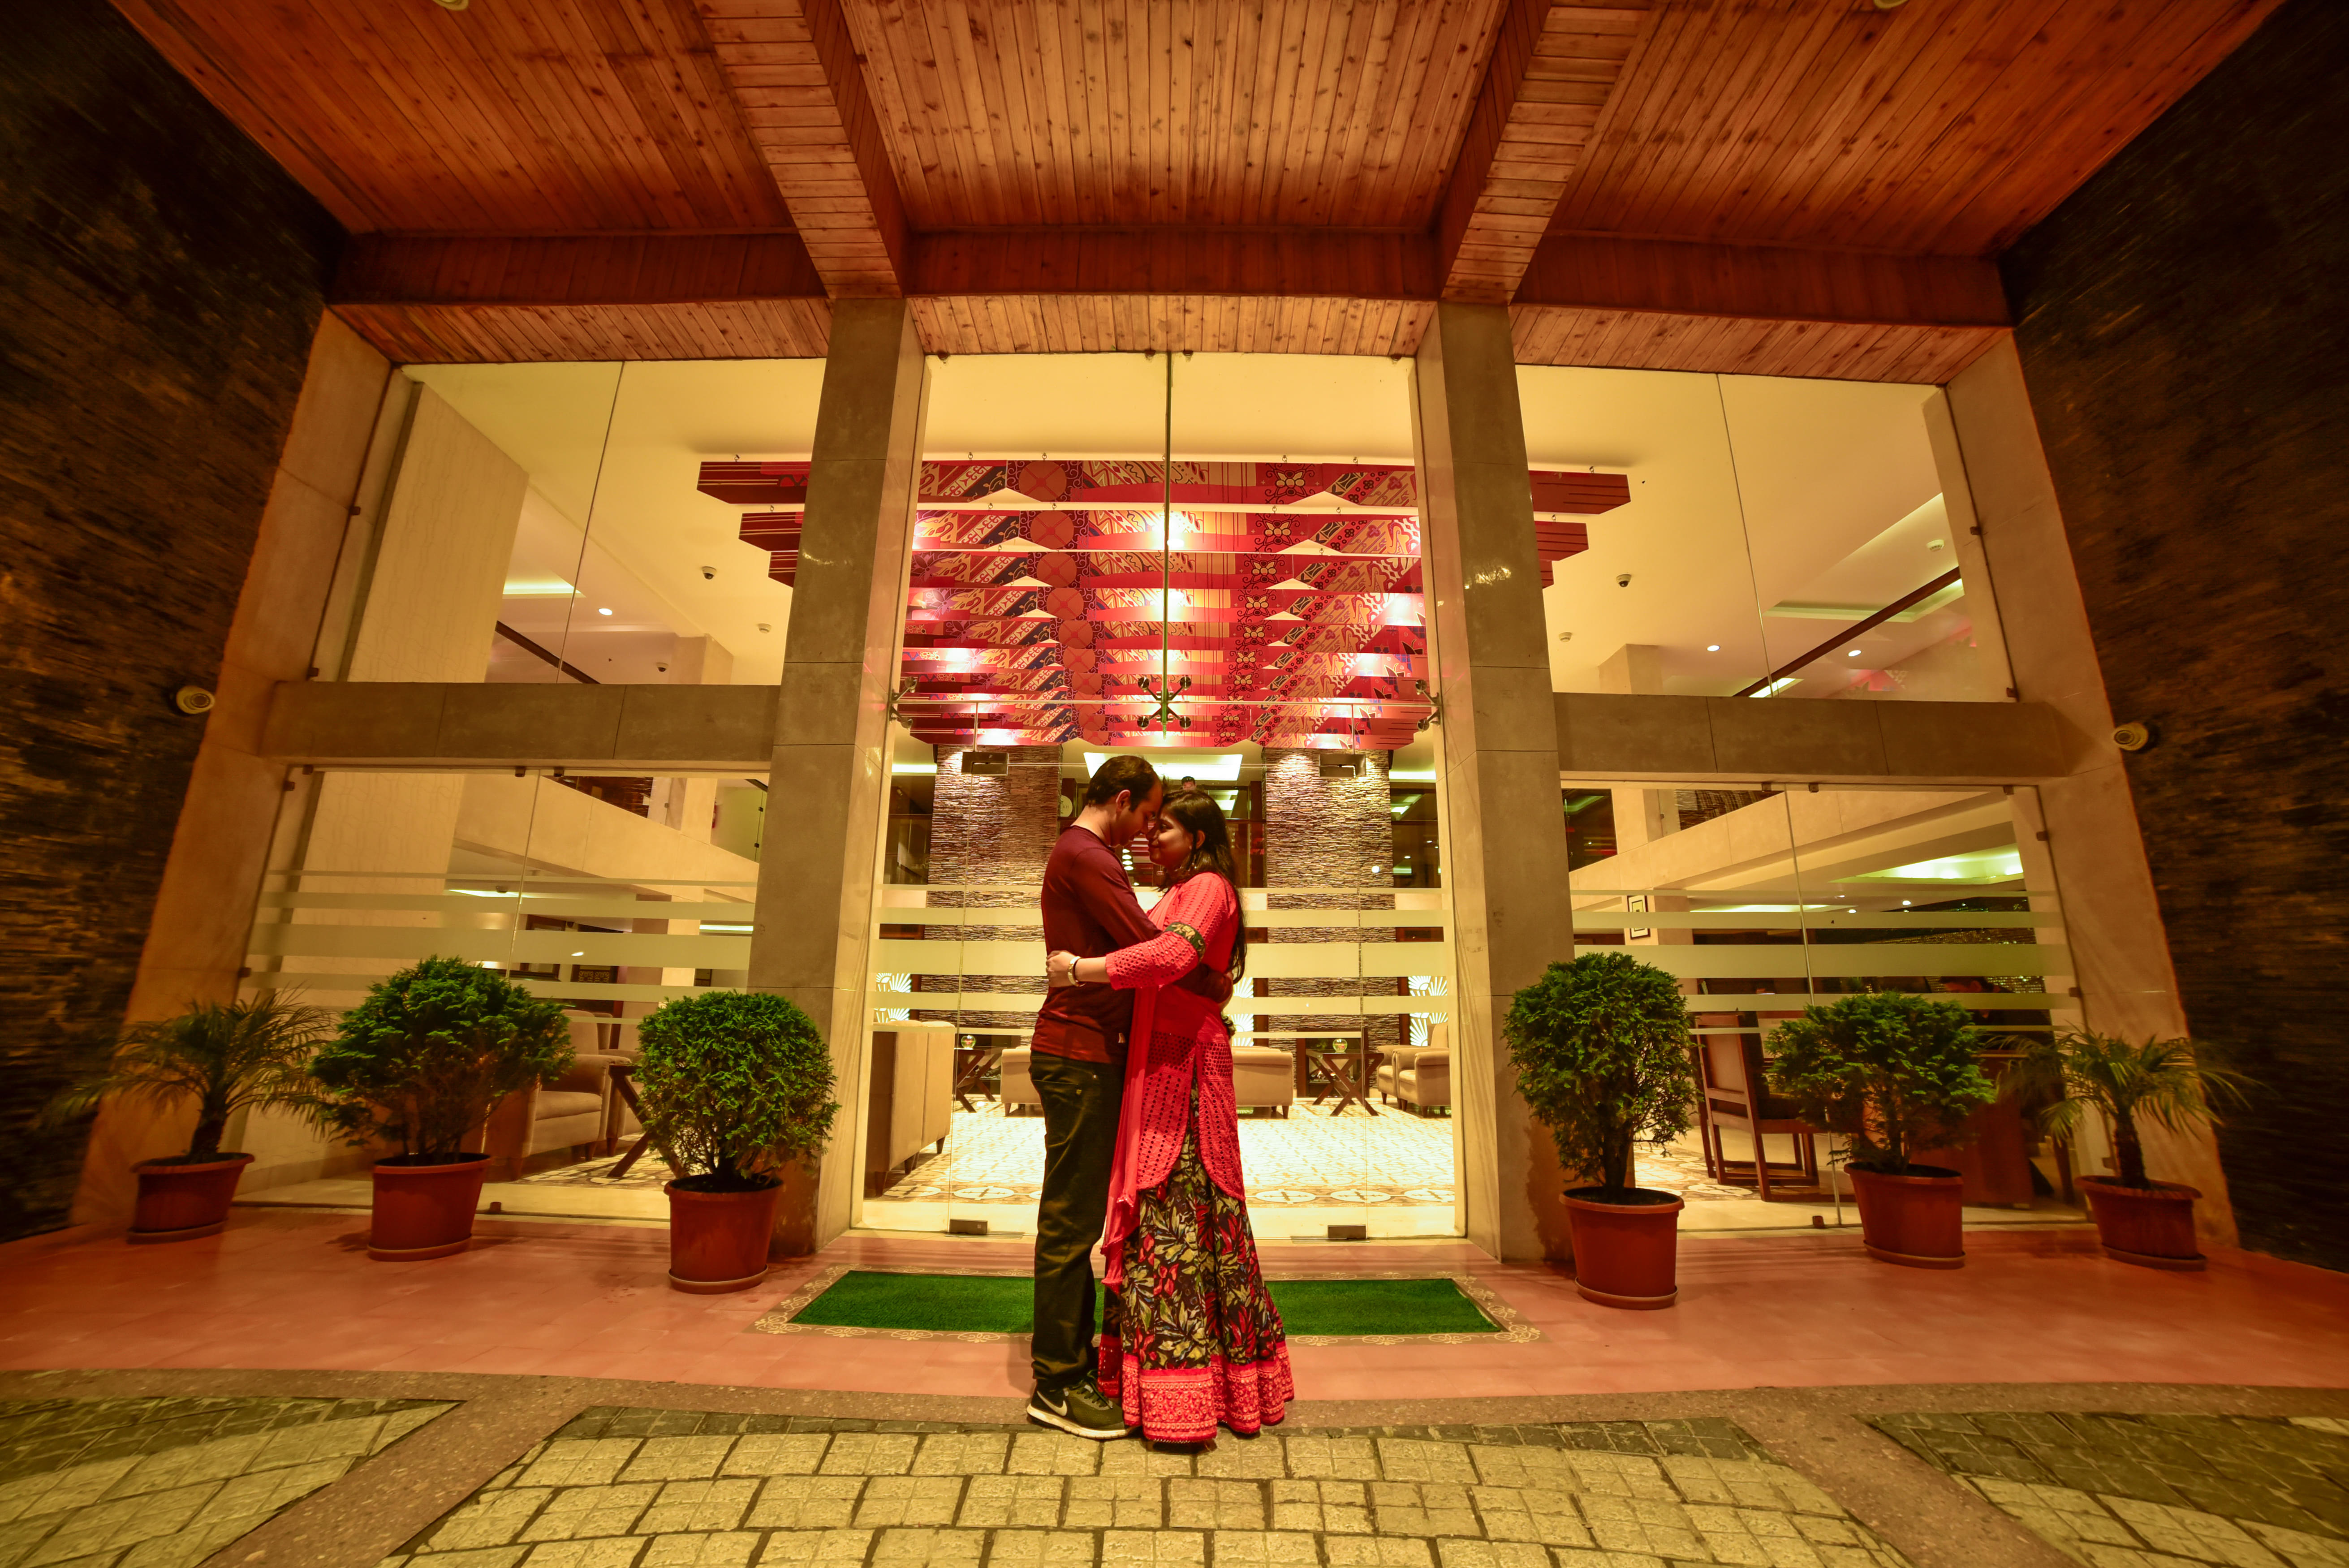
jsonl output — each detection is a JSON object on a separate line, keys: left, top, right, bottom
{"left": 920, "top": 746, "right": 1066, "bottom": 1032}
{"left": 383, "top": 1409, "right": 1911, "bottom": 1568}
{"left": 1263, "top": 750, "right": 1402, "bottom": 1057}
{"left": 2000, "top": 0, "right": 2349, "bottom": 1269}
{"left": 0, "top": 7, "right": 343, "bottom": 1240}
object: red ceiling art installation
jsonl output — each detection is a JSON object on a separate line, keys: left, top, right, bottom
{"left": 701, "top": 459, "right": 1628, "bottom": 750}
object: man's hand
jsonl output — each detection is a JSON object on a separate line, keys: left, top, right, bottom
{"left": 1046, "top": 950, "right": 1079, "bottom": 988}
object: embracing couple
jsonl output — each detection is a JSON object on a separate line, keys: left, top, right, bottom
{"left": 1023, "top": 754, "right": 1294, "bottom": 1444}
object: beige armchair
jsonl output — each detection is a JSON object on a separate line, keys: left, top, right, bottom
{"left": 1378, "top": 1023, "right": 1448, "bottom": 1103}
{"left": 1397, "top": 1047, "right": 1450, "bottom": 1113}
{"left": 482, "top": 1052, "right": 629, "bottom": 1180}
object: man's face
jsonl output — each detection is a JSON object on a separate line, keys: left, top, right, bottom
{"left": 1112, "top": 781, "right": 1165, "bottom": 844}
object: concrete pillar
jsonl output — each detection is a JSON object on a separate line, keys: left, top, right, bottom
{"left": 1941, "top": 338, "right": 2235, "bottom": 1247}
{"left": 1409, "top": 302, "right": 1577, "bottom": 1263}
{"left": 72, "top": 316, "right": 393, "bottom": 1226}
{"left": 746, "top": 300, "right": 928, "bottom": 1249}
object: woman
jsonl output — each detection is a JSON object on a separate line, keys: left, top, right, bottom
{"left": 1046, "top": 789, "right": 1293, "bottom": 1441}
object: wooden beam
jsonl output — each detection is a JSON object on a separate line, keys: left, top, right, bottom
{"left": 1516, "top": 234, "right": 2011, "bottom": 327}
{"left": 1436, "top": 1, "right": 1653, "bottom": 305}
{"left": 697, "top": 0, "right": 909, "bottom": 297}
{"left": 908, "top": 229, "right": 1441, "bottom": 299}
{"left": 328, "top": 233, "right": 831, "bottom": 363}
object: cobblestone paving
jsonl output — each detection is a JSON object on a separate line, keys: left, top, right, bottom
{"left": 0, "top": 1395, "right": 451, "bottom": 1568}
{"left": 382, "top": 1412, "right": 1909, "bottom": 1568}
{"left": 1872, "top": 1412, "right": 2349, "bottom": 1568}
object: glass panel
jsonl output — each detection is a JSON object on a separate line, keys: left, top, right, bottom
{"left": 240, "top": 766, "right": 762, "bottom": 1218}
{"left": 1565, "top": 777, "right": 2085, "bottom": 1233}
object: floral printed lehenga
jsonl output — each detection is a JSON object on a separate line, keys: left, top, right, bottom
{"left": 1096, "top": 869, "right": 1293, "bottom": 1441}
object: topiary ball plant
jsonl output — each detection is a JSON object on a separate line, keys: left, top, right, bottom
{"left": 1766, "top": 991, "right": 1997, "bottom": 1175}
{"left": 308, "top": 956, "right": 572, "bottom": 1163}
{"left": 1504, "top": 951, "right": 1694, "bottom": 1201}
{"left": 634, "top": 991, "right": 840, "bottom": 1193}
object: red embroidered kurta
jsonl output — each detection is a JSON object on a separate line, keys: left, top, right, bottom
{"left": 1100, "top": 871, "right": 1245, "bottom": 1276}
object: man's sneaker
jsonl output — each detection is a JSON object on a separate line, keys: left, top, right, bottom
{"left": 1027, "top": 1376, "right": 1129, "bottom": 1440}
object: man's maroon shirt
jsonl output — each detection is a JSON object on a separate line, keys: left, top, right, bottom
{"left": 1032, "top": 824, "right": 1225, "bottom": 1064}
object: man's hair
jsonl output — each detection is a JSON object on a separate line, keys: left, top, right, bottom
{"left": 1082, "top": 754, "right": 1160, "bottom": 808}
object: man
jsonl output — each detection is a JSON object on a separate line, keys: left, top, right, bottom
{"left": 1025, "top": 754, "right": 1225, "bottom": 1438}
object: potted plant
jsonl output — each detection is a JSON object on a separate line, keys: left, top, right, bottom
{"left": 307, "top": 956, "right": 571, "bottom": 1261}
{"left": 1505, "top": 952, "right": 1694, "bottom": 1309}
{"left": 44, "top": 994, "right": 333, "bottom": 1243}
{"left": 2013, "top": 1027, "right": 2248, "bottom": 1270}
{"left": 1768, "top": 991, "right": 1999, "bottom": 1268}
{"left": 634, "top": 990, "right": 839, "bottom": 1292}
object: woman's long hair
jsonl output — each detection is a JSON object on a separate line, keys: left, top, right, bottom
{"left": 1159, "top": 788, "right": 1247, "bottom": 983}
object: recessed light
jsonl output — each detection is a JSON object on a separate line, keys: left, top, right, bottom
{"left": 1902, "top": 900, "right": 1912, "bottom": 905}
{"left": 571, "top": 951, "right": 585, "bottom": 957}
{"left": 597, "top": 607, "right": 614, "bottom": 616}
{"left": 1706, "top": 644, "right": 1721, "bottom": 652}
{"left": 1847, "top": 649, "right": 1862, "bottom": 657}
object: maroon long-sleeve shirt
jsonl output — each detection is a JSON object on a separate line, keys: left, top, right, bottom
{"left": 1032, "top": 824, "right": 1226, "bottom": 1064}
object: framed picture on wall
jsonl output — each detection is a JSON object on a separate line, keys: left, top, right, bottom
{"left": 1625, "top": 895, "right": 1651, "bottom": 941}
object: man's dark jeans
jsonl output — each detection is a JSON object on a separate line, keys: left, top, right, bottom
{"left": 1030, "top": 1048, "right": 1121, "bottom": 1393}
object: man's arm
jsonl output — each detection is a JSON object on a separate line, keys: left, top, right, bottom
{"left": 1065, "top": 850, "right": 1233, "bottom": 1005}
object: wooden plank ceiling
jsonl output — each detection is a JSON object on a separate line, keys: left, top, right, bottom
{"left": 112, "top": 0, "right": 2282, "bottom": 377}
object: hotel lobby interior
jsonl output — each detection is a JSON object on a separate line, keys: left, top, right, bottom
{"left": 4, "top": 0, "right": 2345, "bottom": 1565}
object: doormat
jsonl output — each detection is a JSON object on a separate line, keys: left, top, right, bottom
{"left": 750, "top": 1268, "right": 1539, "bottom": 1346}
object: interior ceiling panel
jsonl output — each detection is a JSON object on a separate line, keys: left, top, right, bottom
{"left": 842, "top": 0, "right": 1513, "bottom": 230}
{"left": 110, "top": 0, "right": 793, "bottom": 232}
{"left": 1545, "top": 0, "right": 2281, "bottom": 256}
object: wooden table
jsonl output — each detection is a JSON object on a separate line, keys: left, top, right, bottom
{"left": 1233, "top": 1031, "right": 1372, "bottom": 1115}
{"left": 603, "top": 1061, "right": 683, "bottom": 1181}
{"left": 952, "top": 1043, "right": 1003, "bottom": 1112}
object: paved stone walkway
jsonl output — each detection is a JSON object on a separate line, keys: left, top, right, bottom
{"left": 0, "top": 1395, "right": 449, "bottom": 1568}
{"left": 382, "top": 1412, "right": 1909, "bottom": 1568}
{"left": 1875, "top": 1412, "right": 2349, "bottom": 1567}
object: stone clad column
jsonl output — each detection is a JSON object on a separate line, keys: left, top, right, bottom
{"left": 1410, "top": 302, "right": 1577, "bottom": 1262}
{"left": 1941, "top": 339, "right": 2235, "bottom": 1248}
{"left": 922, "top": 744, "right": 1064, "bottom": 1033}
{"left": 746, "top": 300, "right": 928, "bottom": 1248}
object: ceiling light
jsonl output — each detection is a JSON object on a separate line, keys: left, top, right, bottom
{"left": 571, "top": 951, "right": 585, "bottom": 957}
{"left": 598, "top": 607, "right": 614, "bottom": 616}
{"left": 1847, "top": 649, "right": 1862, "bottom": 657}
{"left": 1707, "top": 644, "right": 1720, "bottom": 652}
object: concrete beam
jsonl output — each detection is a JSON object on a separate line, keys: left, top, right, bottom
{"left": 262, "top": 680, "right": 2070, "bottom": 785}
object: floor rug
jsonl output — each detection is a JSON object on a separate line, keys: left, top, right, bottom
{"left": 754, "top": 1268, "right": 1535, "bottom": 1347}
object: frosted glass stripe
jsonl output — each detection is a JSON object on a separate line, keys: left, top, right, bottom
{"left": 249, "top": 926, "right": 751, "bottom": 967}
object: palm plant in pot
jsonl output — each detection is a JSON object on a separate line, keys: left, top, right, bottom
{"left": 2013, "top": 1028, "right": 2248, "bottom": 1270}
{"left": 43, "top": 994, "right": 333, "bottom": 1243}
{"left": 1767, "top": 991, "right": 1997, "bottom": 1269}
{"left": 1504, "top": 952, "right": 1694, "bottom": 1309}
{"left": 307, "top": 956, "right": 570, "bottom": 1261}
{"left": 634, "top": 990, "right": 839, "bottom": 1292}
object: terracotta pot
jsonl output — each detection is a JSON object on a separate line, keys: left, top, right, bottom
{"left": 368, "top": 1154, "right": 490, "bottom": 1261}
{"left": 771, "top": 1158, "right": 822, "bottom": 1258}
{"left": 667, "top": 1179, "right": 784, "bottom": 1293}
{"left": 1848, "top": 1164, "right": 1966, "bottom": 1268}
{"left": 2079, "top": 1178, "right": 2205, "bottom": 1270}
{"left": 1564, "top": 1189, "right": 1684, "bottom": 1309}
{"left": 128, "top": 1153, "right": 254, "bottom": 1243}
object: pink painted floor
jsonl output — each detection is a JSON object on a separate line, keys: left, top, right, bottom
{"left": 2, "top": 1210, "right": 2345, "bottom": 1399}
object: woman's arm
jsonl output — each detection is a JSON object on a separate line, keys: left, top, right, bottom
{"left": 1048, "top": 876, "right": 1232, "bottom": 990}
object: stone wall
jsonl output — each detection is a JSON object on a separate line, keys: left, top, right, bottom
{"left": 1262, "top": 749, "right": 1402, "bottom": 1056}
{"left": 2000, "top": 0, "right": 2348, "bottom": 1268}
{"left": 920, "top": 746, "right": 1064, "bottom": 1032}
{"left": 0, "top": 8, "right": 341, "bottom": 1240}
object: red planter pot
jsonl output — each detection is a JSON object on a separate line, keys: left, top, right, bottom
{"left": 667, "top": 1179, "right": 784, "bottom": 1293}
{"left": 369, "top": 1154, "right": 490, "bottom": 1261}
{"left": 2079, "top": 1178, "right": 2205, "bottom": 1270}
{"left": 1564, "top": 1189, "right": 1684, "bottom": 1309}
{"left": 129, "top": 1153, "right": 255, "bottom": 1243}
{"left": 1849, "top": 1164, "right": 1966, "bottom": 1268}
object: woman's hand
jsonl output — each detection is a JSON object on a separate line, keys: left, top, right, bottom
{"left": 1047, "top": 950, "right": 1079, "bottom": 988}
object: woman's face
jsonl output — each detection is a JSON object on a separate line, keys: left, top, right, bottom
{"left": 1148, "top": 813, "right": 1197, "bottom": 869}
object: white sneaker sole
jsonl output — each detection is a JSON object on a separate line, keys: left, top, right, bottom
{"left": 1026, "top": 1400, "right": 1129, "bottom": 1441}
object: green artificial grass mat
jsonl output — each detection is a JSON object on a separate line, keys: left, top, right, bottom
{"left": 788, "top": 1271, "right": 1497, "bottom": 1337}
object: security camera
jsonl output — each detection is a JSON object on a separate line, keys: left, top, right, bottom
{"left": 700, "top": 565, "right": 716, "bottom": 581}
{"left": 1616, "top": 573, "right": 1632, "bottom": 588}
{"left": 655, "top": 661, "right": 670, "bottom": 674}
